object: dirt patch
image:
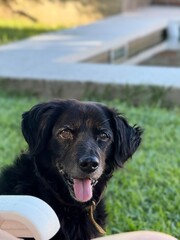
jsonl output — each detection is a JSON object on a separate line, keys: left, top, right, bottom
{"left": 140, "top": 50, "right": 180, "bottom": 67}
{"left": 0, "top": 0, "right": 152, "bottom": 27}
{"left": 0, "top": 0, "right": 102, "bottom": 27}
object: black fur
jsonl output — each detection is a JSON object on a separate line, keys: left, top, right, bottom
{"left": 0, "top": 99, "right": 142, "bottom": 240}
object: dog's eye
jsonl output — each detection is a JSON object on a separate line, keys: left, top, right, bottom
{"left": 58, "top": 129, "right": 73, "bottom": 140}
{"left": 97, "top": 132, "right": 109, "bottom": 141}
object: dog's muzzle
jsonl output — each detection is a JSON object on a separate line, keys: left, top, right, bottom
{"left": 79, "top": 156, "right": 99, "bottom": 173}
{"left": 56, "top": 163, "right": 98, "bottom": 202}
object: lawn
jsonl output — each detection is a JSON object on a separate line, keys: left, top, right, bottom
{"left": 0, "top": 20, "right": 64, "bottom": 45}
{"left": 0, "top": 92, "right": 179, "bottom": 238}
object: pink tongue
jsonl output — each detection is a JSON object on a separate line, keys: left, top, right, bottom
{"left": 73, "top": 179, "right": 92, "bottom": 202}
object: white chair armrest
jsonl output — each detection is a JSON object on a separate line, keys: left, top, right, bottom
{"left": 0, "top": 195, "right": 60, "bottom": 240}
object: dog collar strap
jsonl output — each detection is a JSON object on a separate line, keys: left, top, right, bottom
{"left": 89, "top": 201, "right": 106, "bottom": 235}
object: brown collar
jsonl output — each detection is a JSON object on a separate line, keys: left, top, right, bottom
{"left": 86, "top": 201, "right": 106, "bottom": 235}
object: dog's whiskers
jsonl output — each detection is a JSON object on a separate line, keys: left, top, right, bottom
{"left": 91, "top": 179, "right": 98, "bottom": 186}
{"left": 99, "top": 118, "right": 110, "bottom": 125}
{"left": 56, "top": 162, "right": 65, "bottom": 174}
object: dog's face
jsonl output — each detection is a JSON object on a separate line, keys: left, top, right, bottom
{"left": 50, "top": 102, "right": 114, "bottom": 202}
{"left": 22, "top": 99, "right": 142, "bottom": 203}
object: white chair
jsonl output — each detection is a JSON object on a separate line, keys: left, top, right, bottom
{"left": 0, "top": 196, "right": 178, "bottom": 240}
{"left": 93, "top": 231, "right": 178, "bottom": 240}
{"left": 0, "top": 196, "right": 60, "bottom": 240}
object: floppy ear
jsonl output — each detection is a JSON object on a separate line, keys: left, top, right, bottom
{"left": 112, "top": 111, "right": 143, "bottom": 167}
{"left": 21, "top": 101, "right": 63, "bottom": 155}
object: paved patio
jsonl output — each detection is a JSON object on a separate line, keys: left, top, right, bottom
{"left": 0, "top": 5, "right": 180, "bottom": 98}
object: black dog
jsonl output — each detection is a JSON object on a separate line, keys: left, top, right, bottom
{"left": 0, "top": 99, "right": 142, "bottom": 240}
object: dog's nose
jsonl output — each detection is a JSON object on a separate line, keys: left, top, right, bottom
{"left": 79, "top": 156, "right": 99, "bottom": 173}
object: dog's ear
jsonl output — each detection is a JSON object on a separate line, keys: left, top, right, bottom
{"left": 111, "top": 110, "right": 143, "bottom": 167}
{"left": 21, "top": 101, "right": 63, "bottom": 155}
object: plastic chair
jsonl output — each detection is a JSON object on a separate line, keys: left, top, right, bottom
{"left": 0, "top": 195, "right": 60, "bottom": 240}
{"left": 94, "top": 231, "right": 178, "bottom": 240}
{"left": 0, "top": 196, "right": 178, "bottom": 240}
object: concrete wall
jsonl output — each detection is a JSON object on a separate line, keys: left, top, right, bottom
{"left": 152, "top": 0, "right": 180, "bottom": 5}
{"left": 121, "top": 0, "right": 152, "bottom": 11}
{"left": 95, "top": 0, "right": 152, "bottom": 15}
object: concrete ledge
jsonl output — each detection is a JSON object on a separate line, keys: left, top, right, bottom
{"left": 0, "top": 63, "right": 180, "bottom": 107}
{"left": 1, "top": 78, "right": 179, "bottom": 108}
{"left": 0, "top": 6, "right": 180, "bottom": 108}
{"left": 0, "top": 63, "right": 180, "bottom": 88}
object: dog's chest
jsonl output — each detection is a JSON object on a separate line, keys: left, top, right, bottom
{"left": 52, "top": 206, "right": 102, "bottom": 240}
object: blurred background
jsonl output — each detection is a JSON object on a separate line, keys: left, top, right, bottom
{"left": 0, "top": 0, "right": 179, "bottom": 239}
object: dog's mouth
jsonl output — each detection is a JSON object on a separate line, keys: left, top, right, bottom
{"left": 58, "top": 167, "right": 98, "bottom": 202}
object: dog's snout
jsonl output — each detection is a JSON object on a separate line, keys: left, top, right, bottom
{"left": 79, "top": 156, "right": 99, "bottom": 173}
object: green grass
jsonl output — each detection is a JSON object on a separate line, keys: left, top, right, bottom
{"left": 0, "top": 93, "right": 179, "bottom": 238}
{"left": 105, "top": 101, "right": 180, "bottom": 238}
{"left": 0, "top": 20, "right": 65, "bottom": 45}
{"left": 0, "top": 93, "right": 37, "bottom": 165}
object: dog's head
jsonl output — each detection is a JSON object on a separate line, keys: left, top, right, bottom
{"left": 22, "top": 99, "right": 142, "bottom": 203}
